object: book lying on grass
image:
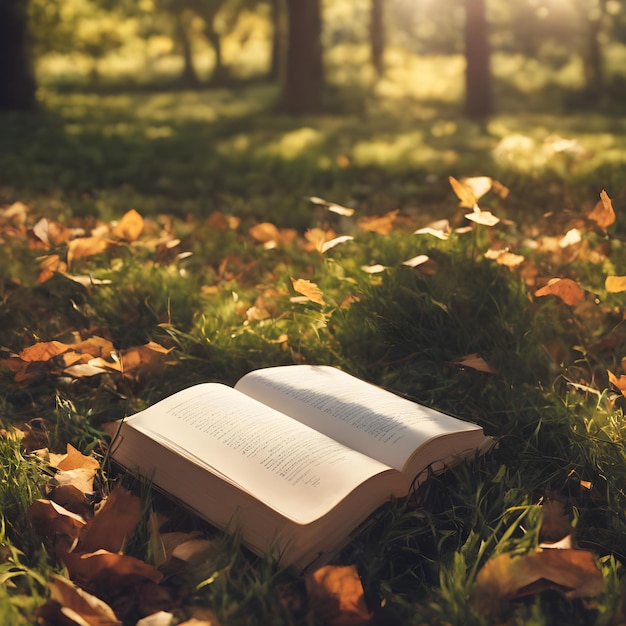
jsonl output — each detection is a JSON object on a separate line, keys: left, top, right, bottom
{"left": 110, "top": 365, "right": 492, "bottom": 572}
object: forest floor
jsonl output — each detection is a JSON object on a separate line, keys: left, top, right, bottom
{"left": 1, "top": 81, "right": 626, "bottom": 625}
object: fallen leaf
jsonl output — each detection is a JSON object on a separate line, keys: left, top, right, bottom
{"left": 67, "top": 236, "right": 111, "bottom": 266}
{"left": 249, "top": 222, "right": 280, "bottom": 243}
{"left": 321, "top": 235, "right": 354, "bottom": 254}
{"left": 449, "top": 354, "right": 498, "bottom": 374}
{"left": 402, "top": 254, "right": 430, "bottom": 268}
{"left": 559, "top": 229, "right": 582, "bottom": 248}
{"left": 77, "top": 486, "right": 142, "bottom": 554}
{"left": 51, "top": 468, "right": 97, "bottom": 495}
{"left": 309, "top": 196, "right": 355, "bottom": 217}
{"left": 465, "top": 208, "right": 500, "bottom": 227}
{"left": 606, "top": 276, "right": 626, "bottom": 293}
{"left": 535, "top": 278, "right": 586, "bottom": 306}
{"left": 361, "top": 264, "right": 386, "bottom": 274}
{"left": 28, "top": 499, "right": 86, "bottom": 556}
{"left": 539, "top": 499, "right": 573, "bottom": 543}
{"left": 357, "top": 210, "right": 399, "bottom": 235}
{"left": 290, "top": 277, "right": 325, "bottom": 306}
{"left": 461, "top": 176, "right": 492, "bottom": 201}
{"left": 113, "top": 209, "right": 144, "bottom": 242}
{"left": 56, "top": 444, "right": 100, "bottom": 472}
{"left": 20, "top": 341, "right": 68, "bottom": 363}
{"left": 588, "top": 189, "right": 615, "bottom": 229}
{"left": 63, "top": 550, "right": 163, "bottom": 596}
{"left": 471, "top": 548, "right": 604, "bottom": 618}
{"left": 306, "top": 565, "right": 371, "bottom": 626}
{"left": 449, "top": 176, "right": 478, "bottom": 209}
{"left": 608, "top": 371, "right": 626, "bottom": 398}
{"left": 413, "top": 220, "right": 450, "bottom": 240}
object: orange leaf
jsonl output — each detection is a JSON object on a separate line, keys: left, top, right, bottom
{"left": 357, "top": 210, "right": 399, "bottom": 235}
{"left": 249, "top": 222, "right": 280, "bottom": 243}
{"left": 608, "top": 370, "right": 626, "bottom": 398}
{"left": 63, "top": 550, "right": 163, "bottom": 595}
{"left": 19, "top": 340, "right": 68, "bottom": 362}
{"left": 56, "top": 443, "right": 101, "bottom": 472}
{"left": 78, "top": 486, "right": 142, "bottom": 554}
{"left": 449, "top": 353, "right": 498, "bottom": 374}
{"left": 290, "top": 277, "right": 325, "bottom": 306}
{"left": 67, "top": 236, "right": 110, "bottom": 265}
{"left": 113, "top": 209, "right": 144, "bottom": 242}
{"left": 535, "top": 278, "right": 586, "bottom": 306}
{"left": 588, "top": 189, "right": 615, "bottom": 229}
{"left": 449, "top": 176, "right": 478, "bottom": 209}
{"left": 306, "top": 565, "right": 371, "bottom": 626}
{"left": 471, "top": 548, "right": 604, "bottom": 618}
{"left": 606, "top": 276, "right": 626, "bottom": 293}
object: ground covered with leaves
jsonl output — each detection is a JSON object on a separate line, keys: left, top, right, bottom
{"left": 2, "top": 88, "right": 626, "bottom": 625}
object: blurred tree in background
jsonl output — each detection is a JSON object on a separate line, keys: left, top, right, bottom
{"left": 0, "top": 0, "right": 36, "bottom": 110}
{"left": 0, "top": 0, "right": 625, "bottom": 114}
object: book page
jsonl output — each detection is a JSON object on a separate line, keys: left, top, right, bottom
{"left": 124, "top": 383, "right": 395, "bottom": 524}
{"left": 235, "top": 365, "right": 482, "bottom": 472}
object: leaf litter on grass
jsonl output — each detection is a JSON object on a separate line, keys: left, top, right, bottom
{"left": 2, "top": 179, "right": 626, "bottom": 623}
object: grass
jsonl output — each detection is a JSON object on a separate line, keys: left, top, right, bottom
{"left": 1, "top": 50, "right": 626, "bottom": 624}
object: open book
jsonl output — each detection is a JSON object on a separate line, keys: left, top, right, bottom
{"left": 110, "top": 365, "right": 492, "bottom": 572}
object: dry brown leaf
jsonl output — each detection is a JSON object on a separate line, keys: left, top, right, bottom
{"left": 413, "top": 220, "right": 451, "bottom": 240}
{"left": 177, "top": 607, "right": 222, "bottom": 626}
{"left": 449, "top": 176, "right": 478, "bottom": 209}
{"left": 28, "top": 499, "right": 86, "bottom": 556}
{"left": 471, "top": 548, "right": 604, "bottom": 618}
{"left": 535, "top": 278, "right": 586, "bottom": 306}
{"left": 290, "top": 277, "right": 325, "bottom": 306}
{"left": 449, "top": 354, "right": 498, "bottom": 374}
{"left": 67, "top": 236, "right": 111, "bottom": 266}
{"left": 539, "top": 499, "right": 573, "bottom": 543}
{"left": 77, "top": 486, "right": 142, "bottom": 554}
{"left": 306, "top": 565, "right": 371, "bottom": 626}
{"left": 606, "top": 276, "right": 626, "bottom": 293}
{"left": 357, "top": 210, "right": 399, "bottom": 235}
{"left": 588, "top": 189, "right": 616, "bottom": 229}
{"left": 33, "top": 218, "right": 71, "bottom": 247}
{"left": 608, "top": 371, "right": 626, "bottom": 398}
{"left": 63, "top": 550, "right": 163, "bottom": 596}
{"left": 20, "top": 340, "right": 68, "bottom": 363}
{"left": 38, "top": 574, "right": 122, "bottom": 626}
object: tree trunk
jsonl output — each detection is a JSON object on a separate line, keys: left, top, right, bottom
{"left": 581, "top": 0, "right": 607, "bottom": 94}
{"left": 370, "top": 0, "right": 384, "bottom": 77}
{"left": 282, "top": 0, "right": 323, "bottom": 115}
{"left": 268, "top": 0, "right": 287, "bottom": 82}
{"left": 0, "top": 0, "right": 36, "bottom": 111}
{"left": 175, "top": 10, "right": 200, "bottom": 88}
{"left": 463, "top": 0, "right": 492, "bottom": 120}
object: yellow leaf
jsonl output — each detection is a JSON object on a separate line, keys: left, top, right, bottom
{"left": 535, "top": 278, "right": 586, "bottom": 306}
{"left": 290, "top": 277, "right": 325, "bottom": 306}
{"left": 306, "top": 565, "right": 371, "bottom": 626}
{"left": 20, "top": 340, "right": 68, "bottom": 362}
{"left": 113, "top": 209, "right": 144, "bottom": 242}
{"left": 449, "top": 176, "right": 478, "bottom": 209}
{"left": 588, "top": 189, "right": 615, "bottom": 229}
{"left": 606, "top": 276, "right": 626, "bottom": 293}
{"left": 249, "top": 222, "right": 279, "bottom": 243}
{"left": 461, "top": 176, "right": 492, "bottom": 200}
